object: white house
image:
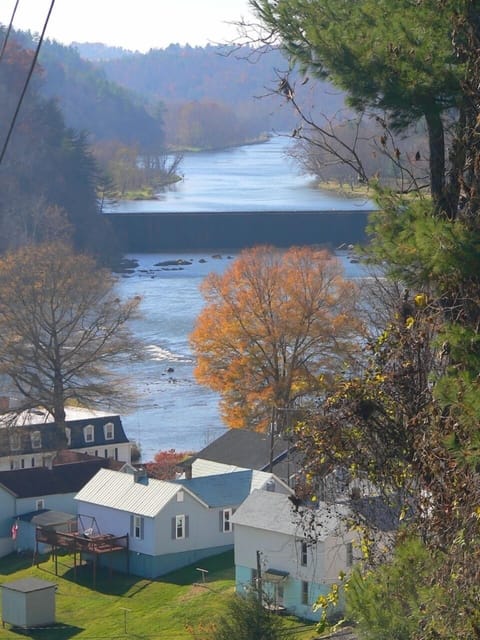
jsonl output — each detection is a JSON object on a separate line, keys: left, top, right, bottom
{"left": 0, "top": 407, "right": 132, "bottom": 471}
{"left": 231, "top": 489, "right": 363, "bottom": 621}
{"left": 75, "top": 466, "right": 291, "bottom": 579}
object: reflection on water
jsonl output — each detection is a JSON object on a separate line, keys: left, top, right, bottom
{"left": 110, "top": 136, "right": 374, "bottom": 214}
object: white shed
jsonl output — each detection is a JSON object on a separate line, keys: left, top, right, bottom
{"left": 1, "top": 577, "right": 56, "bottom": 628}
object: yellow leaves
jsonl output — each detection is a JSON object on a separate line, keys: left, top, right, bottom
{"left": 414, "top": 292, "right": 428, "bottom": 307}
{"left": 405, "top": 316, "right": 415, "bottom": 329}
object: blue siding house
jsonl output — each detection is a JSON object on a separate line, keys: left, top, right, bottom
{"left": 75, "top": 467, "right": 291, "bottom": 578}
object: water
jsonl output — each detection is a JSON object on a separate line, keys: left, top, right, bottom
{"left": 110, "top": 136, "right": 374, "bottom": 213}
{"left": 115, "top": 250, "right": 366, "bottom": 462}
{"left": 112, "top": 137, "right": 372, "bottom": 461}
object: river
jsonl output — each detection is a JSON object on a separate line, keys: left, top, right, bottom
{"left": 113, "top": 137, "right": 372, "bottom": 462}
{"left": 110, "top": 135, "right": 374, "bottom": 213}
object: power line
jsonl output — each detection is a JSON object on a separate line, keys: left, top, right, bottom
{"left": 0, "top": 0, "right": 56, "bottom": 166}
{"left": 0, "top": 0, "right": 20, "bottom": 62}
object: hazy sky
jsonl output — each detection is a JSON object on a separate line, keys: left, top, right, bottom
{"left": 0, "top": 0, "right": 254, "bottom": 52}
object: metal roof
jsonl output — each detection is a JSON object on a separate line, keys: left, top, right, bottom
{"left": 231, "top": 489, "right": 351, "bottom": 540}
{"left": 75, "top": 468, "right": 183, "bottom": 517}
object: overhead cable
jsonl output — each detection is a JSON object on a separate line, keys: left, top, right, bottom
{"left": 0, "top": 0, "right": 56, "bottom": 166}
{"left": 0, "top": 0, "right": 20, "bottom": 62}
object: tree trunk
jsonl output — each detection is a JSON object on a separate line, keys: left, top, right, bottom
{"left": 425, "top": 109, "right": 448, "bottom": 217}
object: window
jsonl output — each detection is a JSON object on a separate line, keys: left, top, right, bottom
{"left": 346, "top": 542, "right": 354, "bottom": 568}
{"left": 31, "top": 458, "right": 35, "bottom": 467}
{"left": 104, "top": 422, "right": 115, "bottom": 440}
{"left": 172, "top": 514, "right": 189, "bottom": 540}
{"left": 220, "top": 508, "right": 233, "bottom": 532}
{"left": 36, "top": 499, "right": 45, "bottom": 510}
{"left": 104, "top": 449, "right": 108, "bottom": 458}
{"left": 301, "top": 581, "right": 309, "bottom": 606}
{"left": 84, "top": 424, "right": 94, "bottom": 443}
{"left": 30, "top": 430, "right": 42, "bottom": 449}
{"left": 9, "top": 432, "right": 21, "bottom": 451}
{"left": 65, "top": 427, "right": 71, "bottom": 446}
{"left": 131, "top": 514, "right": 144, "bottom": 540}
{"left": 20, "top": 459, "right": 25, "bottom": 469}
{"left": 177, "top": 490, "right": 184, "bottom": 502}
{"left": 301, "top": 541, "right": 308, "bottom": 566}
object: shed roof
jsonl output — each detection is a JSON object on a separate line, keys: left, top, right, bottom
{"left": 1, "top": 578, "right": 57, "bottom": 593}
{"left": 18, "top": 509, "right": 76, "bottom": 527}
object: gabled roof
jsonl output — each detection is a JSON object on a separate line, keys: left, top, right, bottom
{"left": 75, "top": 468, "right": 184, "bottom": 517}
{"left": 0, "top": 459, "right": 113, "bottom": 498}
{"left": 188, "top": 429, "right": 294, "bottom": 471}
{"left": 231, "top": 489, "right": 351, "bottom": 540}
{"left": 175, "top": 469, "right": 283, "bottom": 507}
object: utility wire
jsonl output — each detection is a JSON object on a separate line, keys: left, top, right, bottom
{"left": 0, "top": 0, "right": 20, "bottom": 62}
{"left": 0, "top": 0, "right": 56, "bottom": 166}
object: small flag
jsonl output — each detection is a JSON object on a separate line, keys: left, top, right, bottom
{"left": 11, "top": 522, "right": 18, "bottom": 540}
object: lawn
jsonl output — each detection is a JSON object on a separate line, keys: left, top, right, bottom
{"left": 0, "top": 551, "right": 317, "bottom": 639}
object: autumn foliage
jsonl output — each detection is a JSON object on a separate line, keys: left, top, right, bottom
{"left": 144, "top": 449, "right": 193, "bottom": 480}
{"left": 190, "top": 245, "right": 363, "bottom": 430}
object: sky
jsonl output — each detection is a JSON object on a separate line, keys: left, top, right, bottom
{"left": 0, "top": 0, "right": 255, "bottom": 52}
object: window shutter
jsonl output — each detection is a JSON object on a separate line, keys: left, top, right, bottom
{"left": 185, "top": 515, "right": 189, "bottom": 538}
{"left": 140, "top": 517, "right": 144, "bottom": 540}
{"left": 130, "top": 515, "right": 134, "bottom": 537}
{"left": 219, "top": 510, "right": 224, "bottom": 532}
{"left": 171, "top": 517, "right": 176, "bottom": 539}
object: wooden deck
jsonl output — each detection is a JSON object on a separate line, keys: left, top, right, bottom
{"left": 35, "top": 526, "right": 129, "bottom": 585}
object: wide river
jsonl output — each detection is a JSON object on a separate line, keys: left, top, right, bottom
{"left": 113, "top": 137, "right": 373, "bottom": 462}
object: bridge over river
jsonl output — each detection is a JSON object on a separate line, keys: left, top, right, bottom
{"left": 107, "top": 209, "right": 373, "bottom": 252}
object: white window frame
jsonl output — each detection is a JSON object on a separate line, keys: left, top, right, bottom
{"left": 133, "top": 515, "right": 143, "bottom": 539}
{"left": 84, "top": 424, "right": 94, "bottom": 443}
{"left": 36, "top": 499, "right": 45, "bottom": 510}
{"left": 222, "top": 508, "right": 232, "bottom": 533}
{"left": 175, "top": 514, "right": 185, "bottom": 539}
{"left": 104, "top": 422, "right": 115, "bottom": 440}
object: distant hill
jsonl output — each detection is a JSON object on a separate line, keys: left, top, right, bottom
{"left": 9, "top": 31, "right": 347, "bottom": 151}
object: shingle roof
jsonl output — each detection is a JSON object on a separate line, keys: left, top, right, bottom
{"left": 231, "top": 489, "right": 351, "bottom": 540}
{"left": 0, "top": 409, "right": 129, "bottom": 456}
{"left": 189, "top": 429, "right": 293, "bottom": 470}
{"left": 0, "top": 459, "right": 113, "bottom": 498}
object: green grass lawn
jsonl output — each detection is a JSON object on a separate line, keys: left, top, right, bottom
{"left": 0, "top": 551, "right": 317, "bottom": 640}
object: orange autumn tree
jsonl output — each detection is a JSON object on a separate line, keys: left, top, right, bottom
{"left": 190, "top": 245, "right": 363, "bottom": 430}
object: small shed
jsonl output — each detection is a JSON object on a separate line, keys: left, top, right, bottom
{"left": 1, "top": 577, "right": 56, "bottom": 628}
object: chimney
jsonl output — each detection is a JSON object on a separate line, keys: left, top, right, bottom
{"left": 134, "top": 467, "right": 149, "bottom": 485}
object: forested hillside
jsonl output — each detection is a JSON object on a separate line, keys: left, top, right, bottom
{"left": 11, "top": 30, "right": 164, "bottom": 150}
{"left": 77, "top": 42, "right": 346, "bottom": 148}
{"left": 0, "top": 37, "right": 114, "bottom": 257}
